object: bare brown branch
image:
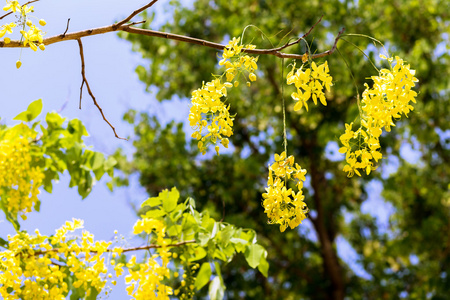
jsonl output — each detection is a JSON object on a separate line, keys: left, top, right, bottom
{"left": 113, "top": 0, "right": 159, "bottom": 29}
{"left": 273, "top": 15, "right": 324, "bottom": 52}
{"left": 0, "top": 21, "right": 345, "bottom": 61}
{"left": 77, "top": 38, "right": 126, "bottom": 140}
{"left": 62, "top": 18, "right": 70, "bottom": 37}
{"left": 30, "top": 239, "right": 196, "bottom": 257}
{"left": 120, "top": 239, "right": 196, "bottom": 253}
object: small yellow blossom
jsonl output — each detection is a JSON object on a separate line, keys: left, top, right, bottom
{"left": 0, "top": 22, "right": 16, "bottom": 38}
{"left": 3, "top": 0, "right": 21, "bottom": 13}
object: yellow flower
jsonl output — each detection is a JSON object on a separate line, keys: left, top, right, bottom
{"left": 3, "top": 0, "right": 21, "bottom": 13}
{"left": 0, "top": 22, "right": 16, "bottom": 38}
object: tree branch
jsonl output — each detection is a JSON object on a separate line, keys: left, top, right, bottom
{"left": 273, "top": 15, "right": 324, "bottom": 52}
{"left": 0, "top": 19, "right": 345, "bottom": 61}
{"left": 113, "top": 0, "right": 159, "bottom": 29}
{"left": 77, "top": 38, "right": 126, "bottom": 140}
{"left": 62, "top": 18, "right": 70, "bottom": 37}
{"left": 30, "top": 239, "right": 196, "bottom": 257}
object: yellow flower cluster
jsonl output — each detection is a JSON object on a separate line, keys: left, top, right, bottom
{"left": 219, "top": 37, "right": 258, "bottom": 84}
{"left": 287, "top": 61, "right": 333, "bottom": 111}
{"left": 262, "top": 152, "right": 309, "bottom": 232}
{"left": 126, "top": 218, "right": 172, "bottom": 299}
{"left": 0, "top": 125, "right": 44, "bottom": 220}
{"left": 189, "top": 79, "right": 234, "bottom": 155}
{"left": 2, "top": 0, "right": 46, "bottom": 53}
{"left": 189, "top": 37, "right": 258, "bottom": 155}
{"left": 0, "top": 219, "right": 110, "bottom": 299}
{"left": 339, "top": 55, "right": 418, "bottom": 177}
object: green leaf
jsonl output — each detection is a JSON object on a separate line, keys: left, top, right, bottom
{"left": 145, "top": 209, "right": 166, "bottom": 219}
{"left": 230, "top": 237, "right": 248, "bottom": 245}
{"left": 214, "top": 261, "right": 224, "bottom": 284}
{"left": 198, "top": 231, "right": 211, "bottom": 246}
{"left": 188, "top": 246, "right": 207, "bottom": 262}
{"left": 90, "top": 152, "right": 105, "bottom": 170}
{"left": 0, "top": 237, "right": 9, "bottom": 248}
{"left": 93, "top": 167, "right": 106, "bottom": 181}
{"left": 208, "top": 276, "right": 225, "bottom": 300}
{"left": 27, "top": 99, "right": 43, "bottom": 121}
{"left": 45, "top": 111, "right": 65, "bottom": 128}
{"left": 218, "top": 225, "right": 235, "bottom": 246}
{"left": 258, "top": 252, "right": 269, "bottom": 277}
{"left": 195, "top": 262, "right": 212, "bottom": 291}
{"left": 161, "top": 187, "right": 179, "bottom": 213}
{"left": 142, "top": 196, "right": 162, "bottom": 208}
{"left": 13, "top": 111, "right": 31, "bottom": 122}
{"left": 245, "top": 244, "right": 265, "bottom": 269}
{"left": 13, "top": 99, "right": 43, "bottom": 122}
{"left": 213, "top": 247, "right": 228, "bottom": 261}
{"left": 86, "top": 287, "right": 99, "bottom": 300}
{"left": 34, "top": 200, "right": 41, "bottom": 212}
{"left": 104, "top": 156, "right": 117, "bottom": 169}
{"left": 187, "top": 197, "right": 196, "bottom": 209}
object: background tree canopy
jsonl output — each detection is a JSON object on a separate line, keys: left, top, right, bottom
{"left": 112, "top": 0, "right": 450, "bottom": 299}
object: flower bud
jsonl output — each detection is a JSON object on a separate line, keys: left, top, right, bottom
{"left": 39, "top": 19, "right": 46, "bottom": 26}
{"left": 39, "top": 43, "right": 45, "bottom": 51}
{"left": 4, "top": 37, "right": 10, "bottom": 44}
{"left": 16, "top": 60, "right": 22, "bottom": 69}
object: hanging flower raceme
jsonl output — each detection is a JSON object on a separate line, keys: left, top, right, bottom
{"left": 125, "top": 218, "right": 172, "bottom": 300}
{"left": 189, "top": 37, "right": 258, "bottom": 155}
{"left": 189, "top": 79, "right": 234, "bottom": 155}
{"left": 339, "top": 55, "right": 418, "bottom": 177}
{"left": 0, "top": 124, "right": 44, "bottom": 220}
{"left": 287, "top": 61, "right": 333, "bottom": 111}
{"left": 262, "top": 152, "right": 308, "bottom": 232}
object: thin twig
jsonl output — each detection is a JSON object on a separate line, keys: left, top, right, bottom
{"left": 62, "top": 18, "right": 70, "bottom": 37}
{"left": 77, "top": 38, "right": 126, "bottom": 140}
{"left": 30, "top": 239, "right": 196, "bottom": 257}
{"left": 0, "top": 0, "right": 39, "bottom": 20}
{"left": 274, "top": 15, "right": 324, "bottom": 52}
{"left": 120, "top": 239, "right": 196, "bottom": 253}
{"left": 113, "top": 0, "right": 159, "bottom": 29}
